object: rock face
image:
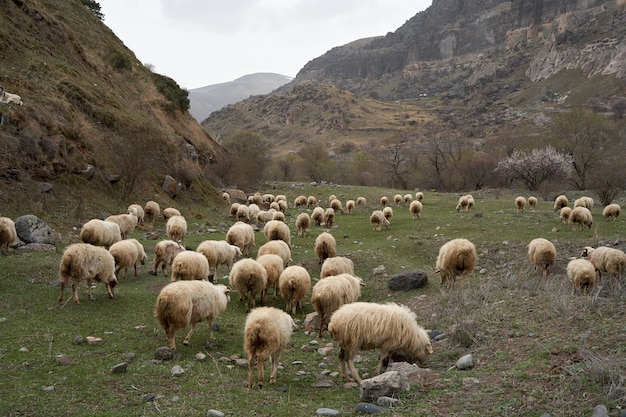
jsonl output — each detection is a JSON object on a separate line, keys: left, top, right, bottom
{"left": 14, "top": 215, "right": 54, "bottom": 244}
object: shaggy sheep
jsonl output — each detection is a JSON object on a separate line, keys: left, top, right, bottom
{"left": 581, "top": 246, "right": 626, "bottom": 281}
{"left": 315, "top": 232, "right": 337, "bottom": 264}
{"left": 58, "top": 243, "right": 118, "bottom": 304}
{"left": 229, "top": 203, "right": 241, "bottom": 217}
{"left": 0, "top": 86, "right": 23, "bottom": 105}
{"left": 244, "top": 306, "right": 295, "bottom": 388}
{"left": 151, "top": 240, "right": 185, "bottom": 277}
{"left": 197, "top": 240, "right": 242, "bottom": 282}
{"left": 528, "top": 196, "right": 537, "bottom": 210}
{"left": 307, "top": 195, "right": 318, "bottom": 209}
{"left": 559, "top": 207, "right": 572, "bottom": 224}
{"left": 257, "top": 209, "right": 276, "bottom": 224}
{"left": 275, "top": 194, "right": 286, "bottom": 203}
{"left": 269, "top": 201, "right": 281, "bottom": 212}
{"left": 105, "top": 212, "right": 138, "bottom": 239}
{"left": 527, "top": 238, "right": 556, "bottom": 279}
{"left": 262, "top": 193, "right": 276, "bottom": 203}
{"left": 166, "top": 215, "right": 187, "bottom": 245}
{"left": 409, "top": 200, "right": 423, "bottom": 220}
{"left": 127, "top": 204, "right": 145, "bottom": 224}
{"left": 252, "top": 192, "right": 263, "bottom": 205}
{"left": 404, "top": 193, "right": 413, "bottom": 204}
{"left": 171, "top": 251, "right": 210, "bottom": 282}
{"left": 415, "top": 191, "right": 424, "bottom": 202}
{"left": 345, "top": 200, "right": 355, "bottom": 214}
{"left": 569, "top": 206, "right": 593, "bottom": 229}
{"left": 553, "top": 195, "right": 569, "bottom": 212}
{"left": 380, "top": 196, "right": 389, "bottom": 207}
{"left": 370, "top": 210, "right": 390, "bottom": 231}
{"left": 356, "top": 196, "right": 366, "bottom": 206}
{"left": 295, "top": 212, "right": 311, "bottom": 237}
{"left": 278, "top": 265, "right": 311, "bottom": 315}
{"left": 222, "top": 192, "right": 231, "bottom": 205}
{"left": 272, "top": 211, "right": 285, "bottom": 222}
{"left": 311, "top": 273, "right": 364, "bottom": 338}
{"left": 79, "top": 219, "right": 122, "bottom": 248}
{"left": 229, "top": 258, "right": 268, "bottom": 312}
{"left": 328, "top": 302, "right": 432, "bottom": 383}
{"left": 257, "top": 240, "right": 291, "bottom": 268}
{"left": 324, "top": 208, "right": 335, "bottom": 228}
{"left": 456, "top": 195, "right": 474, "bottom": 212}
{"left": 155, "top": 281, "right": 230, "bottom": 350}
{"left": 277, "top": 200, "right": 288, "bottom": 213}
{"left": 144, "top": 201, "right": 161, "bottom": 223}
{"left": 226, "top": 221, "right": 256, "bottom": 256}
{"left": 311, "top": 207, "right": 325, "bottom": 227}
{"left": 566, "top": 259, "right": 596, "bottom": 295}
{"left": 236, "top": 204, "right": 251, "bottom": 223}
{"left": 328, "top": 194, "right": 337, "bottom": 203}
{"left": 263, "top": 220, "right": 291, "bottom": 247}
{"left": 330, "top": 198, "right": 344, "bottom": 214}
{"left": 383, "top": 206, "right": 393, "bottom": 221}
{"left": 294, "top": 195, "right": 308, "bottom": 208}
{"left": 0, "top": 216, "right": 18, "bottom": 254}
{"left": 435, "top": 238, "right": 477, "bottom": 289}
{"left": 602, "top": 203, "right": 621, "bottom": 221}
{"left": 163, "top": 207, "right": 181, "bottom": 221}
{"left": 256, "top": 253, "right": 284, "bottom": 301}
{"left": 515, "top": 196, "right": 526, "bottom": 213}
{"left": 320, "top": 256, "right": 355, "bottom": 279}
{"left": 108, "top": 238, "right": 147, "bottom": 280}
{"left": 574, "top": 196, "right": 594, "bottom": 211}
{"left": 248, "top": 204, "right": 261, "bottom": 224}
{"left": 393, "top": 194, "right": 403, "bottom": 207}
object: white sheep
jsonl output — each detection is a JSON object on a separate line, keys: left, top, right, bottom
{"left": 252, "top": 192, "right": 263, "bottom": 205}
{"left": 278, "top": 265, "right": 311, "bottom": 315}
{"left": 222, "top": 192, "right": 231, "bottom": 205}
{"left": 229, "top": 203, "right": 241, "bottom": 217}
{"left": 79, "top": 219, "right": 122, "bottom": 248}
{"left": 170, "top": 251, "right": 210, "bottom": 282}
{"left": 295, "top": 212, "right": 311, "bottom": 237}
{"left": 404, "top": 193, "right": 413, "bottom": 204}
{"left": 370, "top": 210, "right": 390, "bottom": 231}
{"left": 602, "top": 203, "right": 621, "bottom": 221}
{"left": 294, "top": 195, "right": 308, "bottom": 208}
{"left": 515, "top": 196, "right": 526, "bottom": 213}
{"left": 262, "top": 193, "right": 276, "bottom": 203}
{"left": 58, "top": 243, "right": 118, "bottom": 304}
{"left": 345, "top": 200, "right": 355, "bottom": 214}
{"left": 383, "top": 206, "right": 393, "bottom": 221}
{"left": 263, "top": 220, "right": 291, "bottom": 247}
{"left": 105, "top": 212, "right": 138, "bottom": 240}
{"left": 569, "top": 206, "right": 593, "bottom": 229}
{"left": 314, "top": 232, "right": 337, "bottom": 264}
{"left": 244, "top": 306, "right": 295, "bottom": 388}
{"left": 330, "top": 199, "right": 344, "bottom": 214}
{"left": 311, "top": 273, "right": 364, "bottom": 338}
{"left": 328, "top": 194, "right": 337, "bottom": 203}
{"left": 0, "top": 216, "right": 18, "bottom": 255}
{"left": 277, "top": 200, "right": 288, "bottom": 213}
{"left": 307, "top": 195, "right": 318, "bottom": 209}
{"left": 528, "top": 196, "right": 537, "bottom": 210}
{"left": 248, "top": 204, "right": 261, "bottom": 224}
{"left": 356, "top": 196, "right": 366, "bottom": 206}
{"left": 226, "top": 221, "right": 256, "bottom": 256}
{"left": 393, "top": 194, "right": 403, "bottom": 207}
{"left": 574, "top": 196, "right": 594, "bottom": 211}
{"left": 566, "top": 259, "right": 596, "bottom": 295}
{"left": 553, "top": 194, "right": 569, "bottom": 212}
{"left": 155, "top": 281, "right": 230, "bottom": 350}
{"left": 435, "top": 238, "right": 477, "bottom": 289}
{"left": 275, "top": 194, "right": 287, "bottom": 203}
{"left": 527, "top": 238, "right": 556, "bottom": 279}
{"left": 320, "top": 256, "right": 354, "bottom": 279}
{"left": 257, "top": 240, "right": 291, "bottom": 268}
{"left": 151, "top": 240, "right": 185, "bottom": 277}
{"left": 328, "top": 302, "right": 433, "bottom": 383}
{"left": 197, "top": 240, "right": 242, "bottom": 282}
{"left": 236, "top": 204, "right": 251, "bottom": 223}
{"left": 163, "top": 207, "right": 181, "bottom": 221}
{"left": 166, "top": 215, "right": 187, "bottom": 245}
{"left": 108, "top": 238, "right": 147, "bottom": 280}
{"left": 456, "top": 194, "right": 474, "bottom": 212}
{"left": 311, "top": 206, "right": 325, "bottom": 226}
{"left": 272, "top": 211, "right": 285, "bottom": 222}
{"left": 144, "top": 201, "right": 161, "bottom": 223}
{"left": 127, "top": 204, "right": 145, "bottom": 224}
{"left": 256, "top": 253, "right": 285, "bottom": 301}
{"left": 324, "top": 207, "right": 335, "bottom": 228}
{"left": 380, "top": 196, "right": 389, "bottom": 207}
{"left": 409, "top": 200, "right": 423, "bottom": 220}
{"left": 581, "top": 246, "right": 626, "bottom": 281}
{"left": 415, "top": 191, "right": 424, "bottom": 202}
{"left": 257, "top": 209, "right": 276, "bottom": 224}
{"left": 229, "top": 258, "right": 268, "bottom": 312}
{"left": 0, "top": 86, "right": 23, "bottom": 105}
{"left": 559, "top": 207, "right": 572, "bottom": 224}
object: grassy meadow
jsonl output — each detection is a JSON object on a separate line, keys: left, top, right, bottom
{"left": 1, "top": 184, "right": 625, "bottom": 417}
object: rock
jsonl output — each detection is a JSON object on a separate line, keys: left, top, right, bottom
{"left": 355, "top": 402, "right": 385, "bottom": 414}
{"left": 312, "top": 380, "right": 334, "bottom": 388}
{"left": 42, "top": 385, "right": 55, "bottom": 392}
{"left": 360, "top": 371, "right": 408, "bottom": 402}
{"left": 224, "top": 188, "right": 248, "bottom": 204}
{"left": 55, "top": 354, "right": 71, "bottom": 366}
{"left": 377, "top": 396, "right": 399, "bottom": 407}
{"left": 14, "top": 215, "right": 54, "bottom": 244}
{"left": 304, "top": 312, "right": 321, "bottom": 332}
{"left": 143, "top": 393, "right": 156, "bottom": 402}
{"left": 154, "top": 346, "right": 175, "bottom": 361}
{"left": 235, "top": 358, "right": 249, "bottom": 368}
{"left": 72, "top": 335, "right": 85, "bottom": 345}
{"left": 171, "top": 365, "right": 185, "bottom": 377}
{"left": 162, "top": 175, "right": 179, "bottom": 198}
{"left": 387, "top": 270, "right": 428, "bottom": 291}
{"left": 316, "top": 408, "right": 340, "bottom": 416}
{"left": 18, "top": 243, "right": 56, "bottom": 252}
{"left": 372, "top": 265, "right": 386, "bottom": 275}
{"left": 111, "top": 362, "right": 128, "bottom": 374}
{"left": 317, "top": 346, "right": 334, "bottom": 356}
{"left": 41, "top": 182, "right": 53, "bottom": 193}
{"left": 206, "top": 410, "right": 225, "bottom": 417}
{"left": 125, "top": 352, "right": 136, "bottom": 362}
{"left": 19, "top": 347, "right": 28, "bottom": 352}
{"left": 592, "top": 405, "right": 609, "bottom": 417}
{"left": 461, "top": 377, "right": 480, "bottom": 388}
{"left": 455, "top": 354, "right": 474, "bottom": 370}
{"left": 195, "top": 352, "right": 207, "bottom": 361}
{"left": 86, "top": 336, "right": 103, "bottom": 345}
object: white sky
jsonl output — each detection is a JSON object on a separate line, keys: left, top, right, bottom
{"left": 99, "top": 1, "right": 432, "bottom": 89}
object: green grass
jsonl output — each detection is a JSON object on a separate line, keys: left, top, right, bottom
{"left": 1, "top": 184, "right": 625, "bottom": 416}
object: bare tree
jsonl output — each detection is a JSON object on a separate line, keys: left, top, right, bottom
{"left": 378, "top": 139, "right": 413, "bottom": 189}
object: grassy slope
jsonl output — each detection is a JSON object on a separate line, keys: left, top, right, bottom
{"left": 1, "top": 184, "right": 625, "bottom": 416}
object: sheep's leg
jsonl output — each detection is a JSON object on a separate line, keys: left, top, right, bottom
{"left": 376, "top": 350, "right": 390, "bottom": 374}
{"left": 105, "top": 282, "right": 115, "bottom": 299}
{"left": 166, "top": 329, "right": 177, "bottom": 351}
{"left": 247, "top": 352, "right": 256, "bottom": 388}
{"left": 347, "top": 357, "right": 362, "bottom": 384}
{"left": 183, "top": 323, "right": 198, "bottom": 346}
{"left": 257, "top": 355, "right": 265, "bottom": 388}
{"left": 261, "top": 288, "right": 267, "bottom": 305}
{"left": 58, "top": 280, "right": 66, "bottom": 304}
{"left": 317, "top": 316, "right": 326, "bottom": 338}
{"left": 133, "top": 264, "right": 138, "bottom": 277}
{"left": 72, "top": 280, "right": 81, "bottom": 304}
{"left": 269, "top": 350, "right": 281, "bottom": 384}
{"left": 338, "top": 348, "right": 350, "bottom": 380}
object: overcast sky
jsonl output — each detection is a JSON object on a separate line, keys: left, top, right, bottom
{"left": 100, "top": 1, "right": 432, "bottom": 90}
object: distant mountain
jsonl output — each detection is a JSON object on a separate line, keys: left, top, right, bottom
{"left": 189, "top": 73, "right": 292, "bottom": 122}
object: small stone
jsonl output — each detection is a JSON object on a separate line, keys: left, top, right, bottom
{"left": 86, "top": 336, "right": 103, "bottom": 345}
{"left": 550, "top": 346, "right": 562, "bottom": 355}
{"left": 316, "top": 407, "right": 340, "bottom": 416}
{"left": 55, "top": 354, "right": 71, "bottom": 366}
{"left": 111, "top": 362, "right": 128, "bottom": 374}
{"left": 72, "top": 336, "right": 85, "bottom": 345}
{"left": 206, "top": 410, "right": 225, "bottom": 417}
{"left": 275, "top": 385, "right": 288, "bottom": 392}
{"left": 355, "top": 402, "right": 385, "bottom": 414}
{"left": 434, "top": 333, "right": 447, "bottom": 341}
{"left": 377, "top": 396, "right": 399, "bottom": 407}
{"left": 125, "top": 352, "right": 136, "bottom": 362}
{"left": 19, "top": 347, "right": 28, "bottom": 353}
{"left": 172, "top": 396, "right": 180, "bottom": 402}
{"left": 42, "top": 385, "right": 55, "bottom": 392}
{"left": 455, "top": 354, "right": 474, "bottom": 370}
{"left": 372, "top": 265, "right": 386, "bottom": 275}
{"left": 235, "top": 358, "right": 249, "bottom": 368}
{"left": 309, "top": 339, "right": 319, "bottom": 345}
{"left": 462, "top": 377, "right": 480, "bottom": 388}
{"left": 592, "top": 405, "right": 609, "bottom": 417}
{"left": 195, "top": 352, "right": 207, "bottom": 361}
{"left": 318, "top": 363, "right": 328, "bottom": 369}
{"left": 171, "top": 365, "right": 185, "bottom": 377}
{"left": 292, "top": 360, "right": 304, "bottom": 365}
{"left": 143, "top": 393, "right": 156, "bottom": 402}
{"left": 317, "top": 346, "right": 334, "bottom": 356}
{"left": 312, "top": 380, "right": 334, "bottom": 388}
{"left": 154, "top": 346, "right": 175, "bottom": 361}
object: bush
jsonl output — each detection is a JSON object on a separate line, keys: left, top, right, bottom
{"left": 151, "top": 73, "right": 189, "bottom": 113}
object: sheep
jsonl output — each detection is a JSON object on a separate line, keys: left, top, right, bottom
{"left": 345, "top": 200, "right": 355, "bottom": 214}
{"left": 328, "top": 302, "right": 433, "bottom": 383}
{"left": 257, "top": 209, "right": 276, "bottom": 224}
{"left": 144, "top": 201, "right": 161, "bottom": 223}
{"left": 222, "top": 192, "right": 231, "bottom": 205}
{"left": 0, "top": 86, "right": 23, "bottom": 105}
{"left": 269, "top": 201, "right": 281, "bottom": 212}
{"left": 275, "top": 194, "right": 286, "bottom": 203}
{"left": 404, "top": 193, "right": 413, "bottom": 204}
{"left": 311, "top": 207, "right": 325, "bottom": 226}
{"left": 370, "top": 210, "right": 390, "bottom": 231}
{"left": 409, "top": 200, "right": 423, "bottom": 220}
{"left": 278, "top": 265, "right": 311, "bottom": 315}
{"left": 294, "top": 195, "right": 308, "bottom": 208}
{"left": 108, "top": 238, "right": 147, "bottom": 280}
{"left": 574, "top": 196, "right": 594, "bottom": 211}
{"left": 324, "top": 208, "right": 335, "bottom": 228}
{"left": 170, "top": 251, "right": 210, "bottom": 282}
{"left": 262, "top": 193, "right": 276, "bottom": 203}
{"left": 380, "top": 196, "right": 389, "bottom": 207}
{"left": 155, "top": 281, "right": 230, "bottom": 351}
{"left": 456, "top": 194, "right": 474, "bottom": 212}
{"left": 248, "top": 204, "right": 261, "bottom": 224}
{"left": 229, "top": 203, "right": 241, "bottom": 217}
{"left": 79, "top": 219, "right": 122, "bottom": 248}
{"left": 256, "top": 253, "right": 284, "bottom": 301}
{"left": 58, "top": 243, "right": 118, "bottom": 304}
{"left": 320, "top": 256, "right": 354, "bottom": 279}
{"left": 527, "top": 238, "right": 556, "bottom": 279}
{"left": 569, "top": 206, "right": 593, "bottom": 229}
{"left": 328, "top": 194, "right": 337, "bottom": 203}
{"left": 315, "top": 232, "right": 337, "bottom": 264}
{"left": 263, "top": 220, "right": 291, "bottom": 247}
{"left": 226, "top": 221, "right": 256, "bottom": 256}
{"left": 229, "top": 258, "right": 268, "bottom": 312}
{"left": 528, "top": 196, "right": 537, "bottom": 210}
{"left": 163, "top": 207, "right": 181, "bottom": 221}
{"left": 602, "top": 203, "right": 621, "bottom": 221}
{"left": 236, "top": 204, "right": 250, "bottom": 223}
{"left": 272, "top": 211, "right": 285, "bottom": 222}
{"left": 515, "top": 196, "right": 526, "bottom": 213}
{"left": 295, "top": 212, "right": 311, "bottom": 237}
{"left": 197, "top": 240, "right": 242, "bottom": 282}
{"left": 244, "top": 306, "right": 295, "bottom": 388}
{"left": 307, "top": 195, "right": 318, "bottom": 209}
{"left": 311, "top": 273, "right": 364, "bottom": 338}
{"left": 581, "top": 246, "right": 626, "bottom": 281}
{"left": 127, "top": 204, "right": 145, "bottom": 224}
{"left": 330, "top": 199, "right": 344, "bottom": 214}
{"left": 415, "top": 191, "right": 424, "bottom": 202}
{"left": 151, "top": 240, "right": 185, "bottom": 277}
{"left": 553, "top": 194, "right": 569, "bottom": 212}
{"left": 105, "top": 212, "right": 138, "bottom": 239}
{"left": 559, "top": 207, "right": 572, "bottom": 224}
{"left": 277, "top": 200, "right": 288, "bottom": 213}
{"left": 0, "top": 216, "right": 18, "bottom": 254}
{"left": 566, "top": 259, "right": 596, "bottom": 295}
{"left": 383, "top": 206, "right": 393, "bottom": 221}
{"left": 166, "top": 215, "right": 187, "bottom": 245}
{"left": 252, "top": 192, "right": 263, "bottom": 205}
{"left": 356, "top": 196, "right": 366, "bottom": 206}
{"left": 393, "top": 194, "right": 403, "bottom": 207}
{"left": 435, "top": 238, "right": 477, "bottom": 289}
{"left": 257, "top": 240, "right": 291, "bottom": 268}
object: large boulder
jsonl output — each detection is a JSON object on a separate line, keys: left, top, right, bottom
{"left": 360, "top": 371, "right": 408, "bottom": 402}
{"left": 387, "top": 270, "right": 428, "bottom": 291}
{"left": 162, "top": 175, "right": 179, "bottom": 198}
{"left": 14, "top": 215, "right": 54, "bottom": 244}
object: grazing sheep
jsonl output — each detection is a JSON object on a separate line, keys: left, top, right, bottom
{"left": 328, "top": 194, "right": 337, "bottom": 203}
{"left": 236, "top": 205, "right": 250, "bottom": 223}
{"left": 229, "top": 258, "right": 268, "bottom": 312}
{"left": 278, "top": 265, "right": 311, "bottom": 315}
{"left": 383, "top": 206, "right": 393, "bottom": 221}
{"left": 345, "top": 200, "right": 355, "bottom": 214}
{"left": 315, "top": 232, "right": 337, "bottom": 264}
{"left": 528, "top": 196, "right": 537, "bottom": 210}
{"left": 553, "top": 194, "right": 569, "bottom": 212}
{"left": 166, "top": 215, "right": 188, "bottom": 245}
{"left": 257, "top": 209, "right": 276, "bottom": 224}
{"left": 559, "top": 207, "right": 572, "bottom": 224}
{"left": 244, "top": 306, "right": 295, "bottom": 388}
{"left": 320, "top": 256, "right": 355, "bottom": 279}
{"left": 151, "top": 240, "right": 185, "bottom": 277}
{"left": 58, "top": 243, "right": 118, "bottom": 304}
{"left": 574, "top": 196, "right": 594, "bottom": 211}
{"left": 197, "top": 240, "right": 242, "bottom": 282}
{"left": 527, "top": 238, "right": 556, "bottom": 279}
{"left": 163, "top": 207, "right": 181, "bottom": 221}
{"left": 295, "top": 212, "right": 311, "bottom": 237}
{"left": 269, "top": 201, "right": 281, "bottom": 212}
{"left": 311, "top": 273, "right": 364, "bottom": 338}
{"left": 415, "top": 191, "right": 424, "bottom": 202}
{"left": 127, "top": 204, "right": 145, "bottom": 224}
{"left": 324, "top": 208, "right": 335, "bottom": 228}
{"left": 229, "top": 203, "right": 241, "bottom": 217}
{"left": 307, "top": 195, "right": 318, "bottom": 209}
{"left": 171, "top": 251, "right": 210, "bottom": 282}
{"left": 456, "top": 194, "right": 474, "bottom": 212}
{"left": 311, "top": 207, "right": 325, "bottom": 227}
{"left": 79, "top": 219, "right": 122, "bottom": 248}
{"left": 370, "top": 210, "right": 390, "bottom": 231}
{"left": 602, "top": 203, "right": 621, "bottom": 221}
{"left": 330, "top": 199, "right": 344, "bottom": 214}
{"left": 105, "top": 212, "right": 138, "bottom": 240}
{"left": 393, "top": 194, "right": 403, "bottom": 207}
{"left": 155, "top": 281, "right": 230, "bottom": 350}
{"left": 262, "top": 193, "right": 276, "bottom": 203}
{"left": 222, "top": 192, "right": 231, "bottom": 205}
{"left": 256, "top": 253, "right": 284, "bottom": 301}
{"left": 272, "top": 211, "right": 285, "bottom": 222}
{"left": 569, "top": 206, "right": 593, "bottom": 229}
{"left": 144, "top": 201, "right": 161, "bottom": 223}
{"left": 294, "top": 195, "right": 308, "bottom": 208}
{"left": 409, "top": 200, "right": 423, "bottom": 220}
{"left": 226, "top": 221, "right": 256, "bottom": 256}
{"left": 252, "top": 192, "right": 263, "bottom": 205}
{"left": 566, "top": 259, "right": 596, "bottom": 295}
{"left": 404, "top": 193, "right": 413, "bottom": 204}
{"left": 263, "top": 220, "right": 291, "bottom": 247}
{"left": 380, "top": 196, "right": 389, "bottom": 207}
{"left": 108, "top": 238, "right": 147, "bottom": 280}
{"left": 515, "top": 196, "right": 526, "bottom": 213}
{"left": 257, "top": 240, "right": 291, "bottom": 268}
{"left": 0, "top": 86, "right": 23, "bottom": 105}
{"left": 277, "top": 200, "right": 288, "bottom": 213}
{"left": 328, "top": 302, "right": 432, "bottom": 383}
{"left": 0, "top": 217, "right": 18, "bottom": 254}
{"left": 275, "top": 194, "right": 286, "bottom": 203}
{"left": 581, "top": 246, "right": 626, "bottom": 281}
{"left": 435, "top": 238, "right": 477, "bottom": 289}
{"left": 248, "top": 204, "right": 261, "bottom": 224}
{"left": 356, "top": 196, "right": 366, "bottom": 206}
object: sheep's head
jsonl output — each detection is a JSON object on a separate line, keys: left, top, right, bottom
{"left": 581, "top": 246, "right": 593, "bottom": 257}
